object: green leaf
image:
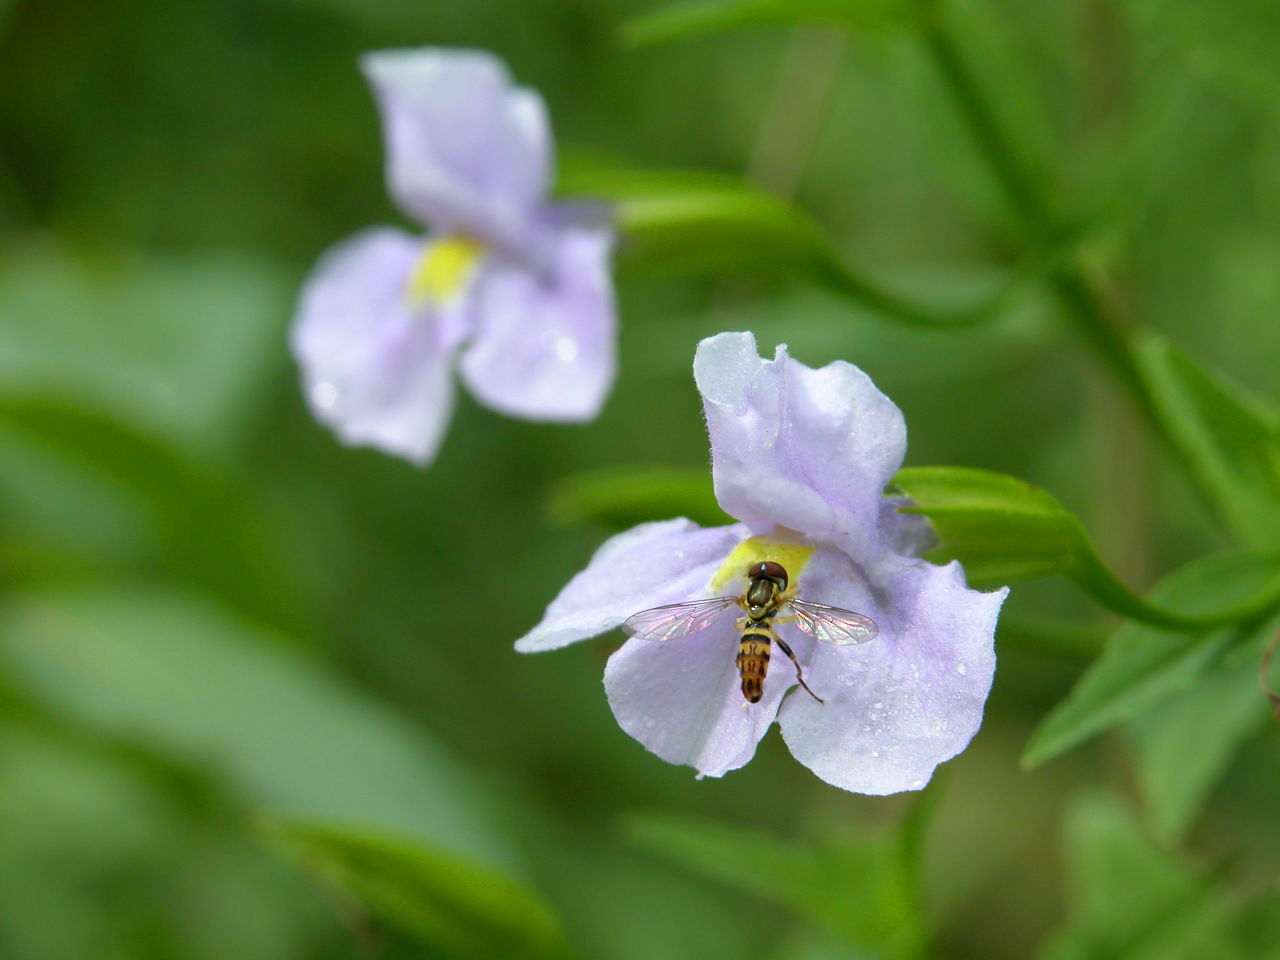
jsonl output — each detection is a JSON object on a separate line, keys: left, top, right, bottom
{"left": 1126, "top": 623, "right": 1277, "bottom": 843}
{"left": 895, "top": 466, "right": 1280, "bottom": 629}
{"left": 263, "top": 822, "right": 564, "bottom": 960}
{"left": 558, "top": 159, "right": 1034, "bottom": 328}
{"left": 546, "top": 465, "right": 730, "bottom": 529}
{"left": 0, "top": 395, "right": 300, "bottom": 628}
{"left": 893, "top": 466, "right": 1081, "bottom": 584}
{"left": 1038, "top": 792, "right": 1238, "bottom": 960}
{"left": 1135, "top": 332, "right": 1280, "bottom": 550}
{"left": 560, "top": 165, "right": 837, "bottom": 281}
{"left": 1023, "top": 554, "right": 1280, "bottom": 769}
{"left": 0, "top": 243, "right": 289, "bottom": 457}
{"left": 625, "top": 811, "right": 928, "bottom": 959}
{"left": 622, "top": 0, "right": 922, "bottom": 48}
{"left": 0, "top": 586, "right": 564, "bottom": 957}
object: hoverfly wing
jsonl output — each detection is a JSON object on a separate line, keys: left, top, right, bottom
{"left": 621, "top": 596, "right": 739, "bottom": 642}
{"left": 788, "top": 598, "right": 878, "bottom": 645}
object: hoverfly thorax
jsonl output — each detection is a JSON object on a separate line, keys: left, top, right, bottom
{"left": 745, "top": 560, "right": 788, "bottom": 619}
{"left": 744, "top": 576, "right": 778, "bottom": 618}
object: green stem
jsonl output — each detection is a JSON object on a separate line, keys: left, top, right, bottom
{"left": 920, "top": 18, "right": 1185, "bottom": 478}
{"left": 814, "top": 231, "right": 1068, "bottom": 329}
{"left": 1070, "top": 549, "right": 1280, "bottom": 631}
{"left": 921, "top": 22, "right": 1046, "bottom": 227}
{"left": 813, "top": 256, "right": 996, "bottom": 328}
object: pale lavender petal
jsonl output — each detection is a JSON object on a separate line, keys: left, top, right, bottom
{"left": 604, "top": 612, "right": 804, "bottom": 778}
{"left": 459, "top": 218, "right": 615, "bottom": 421}
{"left": 514, "top": 519, "right": 746, "bottom": 653}
{"left": 694, "top": 331, "right": 907, "bottom": 559}
{"left": 880, "top": 496, "right": 938, "bottom": 558}
{"left": 778, "top": 548, "right": 1007, "bottom": 795}
{"left": 362, "top": 48, "right": 551, "bottom": 249}
{"left": 290, "top": 227, "right": 462, "bottom": 465}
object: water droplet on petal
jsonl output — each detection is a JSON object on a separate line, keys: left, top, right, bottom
{"left": 312, "top": 382, "right": 339, "bottom": 411}
{"left": 956, "top": 662, "right": 967, "bottom": 676}
{"left": 554, "top": 336, "right": 579, "bottom": 363}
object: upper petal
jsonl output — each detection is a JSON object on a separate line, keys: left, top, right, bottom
{"left": 694, "top": 331, "right": 907, "bottom": 559}
{"left": 459, "top": 214, "right": 616, "bottom": 422}
{"left": 514, "top": 519, "right": 746, "bottom": 653}
{"left": 778, "top": 549, "right": 1006, "bottom": 795}
{"left": 290, "top": 227, "right": 458, "bottom": 465}
{"left": 362, "top": 48, "right": 552, "bottom": 249}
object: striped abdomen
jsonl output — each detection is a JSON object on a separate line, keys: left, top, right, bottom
{"left": 736, "top": 621, "right": 773, "bottom": 703}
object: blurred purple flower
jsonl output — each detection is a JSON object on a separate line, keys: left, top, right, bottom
{"left": 292, "top": 48, "right": 616, "bottom": 465}
{"left": 516, "top": 332, "right": 1006, "bottom": 794}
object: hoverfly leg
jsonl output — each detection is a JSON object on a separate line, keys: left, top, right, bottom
{"left": 774, "top": 636, "right": 824, "bottom": 704}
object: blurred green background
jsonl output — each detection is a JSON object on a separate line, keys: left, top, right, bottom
{"left": 2, "top": 0, "right": 1279, "bottom": 958}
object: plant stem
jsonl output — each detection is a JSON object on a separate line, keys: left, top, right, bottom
{"left": 921, "top": 21, "right": 1047, "bottom": 228}
{"left": 747, "top": 27, "right": 847, "bottom": 199}
{"left": 920, "top": 18, "right": 1172, "bottom": 446}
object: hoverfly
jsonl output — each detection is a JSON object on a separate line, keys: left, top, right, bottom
{"left": 621, "top": 560, "right": 877, "bottom": 704}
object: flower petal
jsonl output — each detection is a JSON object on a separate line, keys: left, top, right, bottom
{"left": 604, "top": 614, "right": 800, "bottom": 778}
{"left": 459, "top": 216, "right": 616, "bottom": 421}
{"left": 514, "top": 519, "right": 746, "bottom": 653}
{"left": 362, "top": 48, "right": 551, "bottom": 249}
{"left": 778, "top": 549, "right": 1006, "bottom": 795}
{"left": 694, "top": 331, "right": 907, "bottom": 559}
{"left": 290, "top": 227, "right": 461, "bottom": 465}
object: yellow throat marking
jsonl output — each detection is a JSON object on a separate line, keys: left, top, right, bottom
{"left": 407, "top": 236, "right": 485, "bottom": 306}
{"left": 709, "top": 536, "right": 816, "bottom": 595}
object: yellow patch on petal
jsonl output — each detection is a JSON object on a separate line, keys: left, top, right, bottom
{"left": 407, "top": 236, "right": 485, "bottom": 306}
{"left": 709, "top": 535, "right": 816, "bottom": 595}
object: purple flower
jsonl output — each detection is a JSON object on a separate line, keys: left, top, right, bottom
{"left": 291, "top": 48, "right": 616, "bottom": 465}
{"left": 516, "top": 332, "right": 1006, "bottom": 794}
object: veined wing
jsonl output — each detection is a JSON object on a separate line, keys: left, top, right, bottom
{"left": 788, "top": 598, "right": 878, "bottom": 645}
{"left": 621, "top": 596, "right": 739, "bottom": 641}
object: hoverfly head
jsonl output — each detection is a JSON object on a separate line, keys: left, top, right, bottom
{"left": 747, "top": 560, "right": 788, "bottom": 591}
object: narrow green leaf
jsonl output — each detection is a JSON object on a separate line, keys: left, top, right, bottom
{"left": 0, "top": 394, "right": 300, "bottom": 629}
{"left": 622, "top": 0, "right": 921, "bottom": 48}
{"left": 895, "top": 466, "right": 1280, "bottom": 629}
{"left": 560, "top": 165, "right": 836, "bottom": 280}
{"left": 546, "top": 465, "right": 729, "bottom": 529}
{"left": 1135, "top": 332, "right": 1280, "bottom": 550}
{"left": 1126, "top": 622, "right": 1277, "bottom": 843}
{"left": 0, "top": 586, "right": 562, "bottom": 956}
{"left": 558, "top": 159, "right": 1037, "bottom": 328}
{"left": 0, "top": 243, "right": 288, "bottom": 456}
{"left": 264, "top": 822, "right": 566, "bottom": 960}
{"left": 893, "top": 466, "right": 1081, "bottom": 583}
{"left": 1023, "top": 554, "right": 1280, "bottom": 769}
{"left": 625, "top": 811, "right": 928, "bottom": 959}
{"left": 1038, "top": 792, "right": 1238, "bottom": 960}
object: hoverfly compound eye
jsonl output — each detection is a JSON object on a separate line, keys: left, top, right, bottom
{"left": 748, "top": 560, "right": 788, "bottom": 589}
